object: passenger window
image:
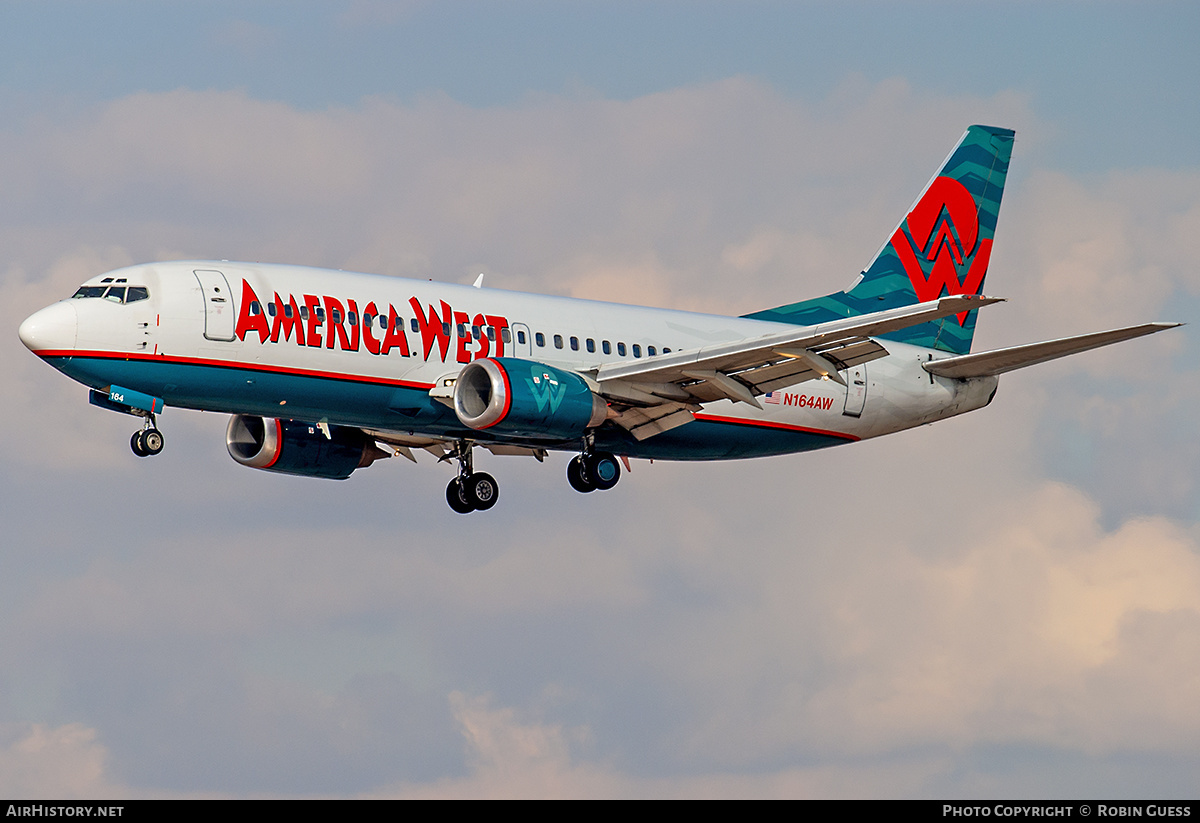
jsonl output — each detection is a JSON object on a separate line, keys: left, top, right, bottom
{"left": 363, "top": 314, "right": 373, "bottom": 329}
{"left": 617, "top": 342, "right": 627, "bottom": 356}
{"left": 457, "top": 323, "right": 467, "bottom": 338}
{"left": 648, "top": 345, "right": 657, "bottom": 356}
{"left": 331, "top": 308, "right": 342, "bottom": 324}
{"left": 487, "top": 326, "right": 496, "bottom": 341}
{"left": 632, "top": 344, "right": 641, "bottom": 358}
{"left": 268, "top": 302, "right": 277, "bottom": 317}
{"left": 348, "top": 311, "right": 357, "bottom": 326}
{"left": 284, "top": 304, "right": 294, "bottom": 319}
{"left": 472, "top": 325, "right": 481, "bottom": 340}
{"left": 501, "top": 328, "right": 511, "bottom": 343}
{"left": 553, "top": 334, "right": 564, "bottom": 349}
{"left": 316, "top": 307, "right": 326, "bottom": 321}
{"left": 126, "top": 286, "right": 150, "bottom": 303}
{"left": 104, "top": 287, "right": 126, "bottom": 303}
{"left": 586, "top": 338, "right": 595, "bottom": 353}
{"left": 300, "top": 306, "right": 308, "bottom": 319}
{"left": 442, "top": 322, "right": 451, "bottom": 336}
{"left": 535, "top": 332, "right": 545, "bottom": 347}
{"left": 517, "top": 330, "right": 527, "bottom": 344}
{"left": 249, "top": 301, "right": 261, "bottom": 315}
{"left": 602, "top": 341, "right": 611, "bottom": 355}
{"left": 72, "top": 286, "right": 106, "bottom": 299}
{"left": 410, "top": 318, "right": 419, "bottom": 333}
{"left": 570, "top": 336, "right": 579, "bottom": 351}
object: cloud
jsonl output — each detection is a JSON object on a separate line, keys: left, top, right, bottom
{"left": 0, "top": 724, "right": 127, "bottom": 798}
{"left": 366, "top": 476, "right": 1200, "bottom": 796}
{"left": 1002, "top": 169, "right": 1200, "bottom": 339}
{"left": 2, "top": 76, "right": 1198, "bottom": 796}
{"left": 376, "top": 691, "right": 945, "bottom": 798}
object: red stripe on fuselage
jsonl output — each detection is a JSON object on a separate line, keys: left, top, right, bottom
{"left": 35, "top": 350, "right": 861, "bottom": 443}
{"left": 30, "top": 349, "right": 435, "bottom": 391}
{"left": 693, "top": 412, "right": 859, "bottom": 441}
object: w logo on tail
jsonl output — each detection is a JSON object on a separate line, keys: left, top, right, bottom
{"left": 890, "top": 176, "right": 992, "bottom": 324}
{"left": 741, "top": 125, "right": 1013, "bottom": 354}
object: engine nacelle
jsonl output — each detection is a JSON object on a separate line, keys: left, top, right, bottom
{"left": 453, "top": 357, "right": 608, "bottom": 440}
{"left": 225, "top": 415, "right": 386, "bottom": 480}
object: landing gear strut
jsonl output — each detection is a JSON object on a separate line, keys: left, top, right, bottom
{"left": 444, "top": 440, "right": 499, "bottom": 514}
{"left": 567, "top": 445, "right": 621, "bottom": 493}
{"left": 130, "top": 415, "right": 164, "bottom": 457}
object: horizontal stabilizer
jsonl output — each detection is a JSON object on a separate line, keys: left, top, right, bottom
{"left": 923, "top": 323, "right": 1181, "bottom": 379}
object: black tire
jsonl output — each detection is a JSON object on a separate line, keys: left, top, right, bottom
{"left": 566, "top": 455, "right": 595, "bottom": 493}
{"left": 141, "top": 428, "right": 164, "bottom": 456}
{"left": 585, "top": 452, "right": 621, "bottom": 491}
{"left": 131, "top": 431, "right": 148, "bottom": 457}
{"left": 446, "top": 478, "right": 474, "bottom": 514}
{"left": 466, "top": 472, "right": 499, "bottom": 511}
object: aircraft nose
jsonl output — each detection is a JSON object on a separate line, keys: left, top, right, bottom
{"left": 18, "top": 301, "right": 78, "bottom": 354}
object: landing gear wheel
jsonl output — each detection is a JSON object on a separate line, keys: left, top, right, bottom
{"left": 567, "top": 456, "right": 596, "bottom": 493}
{"left": 465, "top": 472, "right": 499, "bottom": 511}
{"left": 446, "top": 478, "right": 474, "bottom": 514}
{"left": 584, "top": 452, "right": 621, "bottom": 490}
{"left": 141, "top": 428, "right": 164, "bottom": 456}
{"left": 131, "top": 427, "right": 164, "bottom": 457}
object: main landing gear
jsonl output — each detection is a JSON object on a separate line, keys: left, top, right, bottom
{"left": 130, "top": 415, "right": 164, "bottom": 458}
{"left": 444, "top": 441, "right": 498, "bottom": 515}
{"left": 566, "top": 450, "right": 621, "bottom": 493}
{"left": 439, "top": 439, "right": 623, "bottom": 512}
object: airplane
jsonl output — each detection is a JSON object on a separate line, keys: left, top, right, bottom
{"left": 17, "top": 125, "right": 1179, "bottom": 513}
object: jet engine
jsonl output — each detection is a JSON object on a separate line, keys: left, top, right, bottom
{"left": 453, "top": 357, "right": 608, "bottom": 440}
{"left": 225, "top": 415, "right": 388, "bottom": 480}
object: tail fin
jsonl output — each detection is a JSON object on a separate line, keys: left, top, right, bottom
{"left": 743, "top": 125, "right": 1015, "bottom": 354}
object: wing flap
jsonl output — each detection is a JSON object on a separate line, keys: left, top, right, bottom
{"left": 923, "top": 323, "right": 1180, "bottom": 379}
{"left": 608, "top": 402, "right": 699, "bottom": 441}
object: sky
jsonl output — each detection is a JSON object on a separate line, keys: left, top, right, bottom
{"left": 2, "top": 0, "right": 1199, "bottom": 798}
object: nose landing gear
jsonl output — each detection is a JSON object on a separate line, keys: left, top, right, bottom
{"left": 130, "top": 415, "right": 164, "bottom": 457}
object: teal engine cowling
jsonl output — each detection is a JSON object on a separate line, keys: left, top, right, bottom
{"left": 453, "top": 358, "right": 608, "bottom": 440}
{"left": 225, "top": 415, "right": 387, "bottom": 479}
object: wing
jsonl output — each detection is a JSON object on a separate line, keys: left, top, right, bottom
{"left": 594, "top": 294, "right": 1001, "bottom": 440}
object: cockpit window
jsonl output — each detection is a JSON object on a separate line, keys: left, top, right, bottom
{"left": 71, "top": 284, "right": 150, "bottom": 303}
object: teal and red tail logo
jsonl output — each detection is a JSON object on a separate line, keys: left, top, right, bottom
{"left": 890, "top": 176, "right": 993, "bottom": 324}
{"left": 743, "top": 125, "right": 1014, "bottom": 354}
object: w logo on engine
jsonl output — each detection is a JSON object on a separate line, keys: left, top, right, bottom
{"left": 525, "top": 364, "right": 568, "bottom": 413}
{"left": 890, "top": 176, "right": 993, "bottom": 324}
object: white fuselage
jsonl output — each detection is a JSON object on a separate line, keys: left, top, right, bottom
{"left": 20, "top": 261, "right": 999, "bottom": 461}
